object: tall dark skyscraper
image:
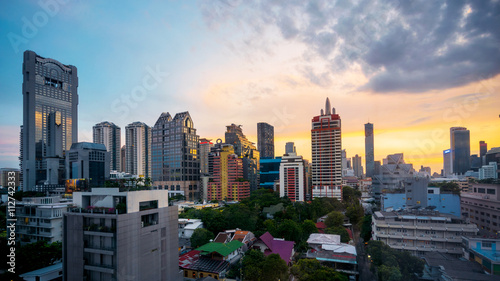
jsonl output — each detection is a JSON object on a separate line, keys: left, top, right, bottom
{"left": 93, "top": 121, "right": 121, "bottom": 172}
{"left": 311, "top": 98, "right": 342, "bottom": 199}
{"left": 257, "top": 122, "right": 274, "bottom": 158}
{"left": 450, "top": 127, "right": 470, "bottom": 175}
{"left": 152, "top": 112, "right": 200, "bottom": 200}
{"left": 22, "top": 51, "right": 78, "bottom": 190}
{"left": 364, "top": 122, "right": 374, "bottom": 178}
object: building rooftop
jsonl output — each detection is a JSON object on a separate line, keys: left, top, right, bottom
{"left": 258, "top": 232, "right": 295, "bottom": 263}
{"left": 19, "top": 262, "right": 62, "bottom": 278}
{"left": 196, "top": 240, "right": 244, "bottom": 257}
{"left": 189, "top": 257, "right": 230, "bottom": 274}
{"left": 423, "top": 252, "right": 498, "bottom": 281}
{"left": 179, "top": 250, "right": 200, "bottom": 269}
{"left": 307, "top": 233, "right": 341, "bottom": 245}
{"left": 69, "top": 142, "right": 106, "bottom": 151}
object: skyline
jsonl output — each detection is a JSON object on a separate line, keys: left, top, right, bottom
{"left": 1, "top": 1, "right": 500, "bottom": 174}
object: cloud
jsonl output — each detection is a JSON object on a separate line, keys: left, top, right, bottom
{"left": 199, "top": 0, "right": 500, "bottom": 93}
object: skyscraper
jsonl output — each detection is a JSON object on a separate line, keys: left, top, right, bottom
{"left": 352, "top": 154, "right": 363, "bottom": 178}
{"left": 225, "top": 124, "right": 260, "bottom": 192}
{"left": 125, "top": 122, "right": 151, "bottom": 178}
{"left": 311, "top": 98, "right": 342, "bottom": 199}
{"left": 450, "top": 127, "right": 470, "bottom": 175}
{"left": 22, "top": 50, "right": 78, "bottom": 190}
{"left": 199, "top": 138, "right": 214, "bottom": 175}
{"left": 93, "top": 121, "right": 121, "bottom": 172}
{"left": 257, "top": 122, "right": 274, "bottom": 158}
{"left": 151, "top": 112, "right": 200, "bottom": 200}
{"left": 285, "top": 142, "right": 296, "bottom": 154}
{"left": 443, "top": 149, "right": 452, "bottom": 177}
{"left": 279, "top": 152, "right": 306, "bottom": 202}
{"left": 364, "top": 123, "right": 374, "bottom": 178}
{"left": 480, "top": 141, "right": 487, "bottom": 166}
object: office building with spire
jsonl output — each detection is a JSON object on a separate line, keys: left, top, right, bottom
{"left": 364, "top": 123, "right": 374, "bottom": 178}
{"left": 311, "top": 98, "right": 342, "bottom": 199}
{"left": 21, "top": 50, "right": 78, "bottom": 190}
{"left": 257, "top": 122, "right": 274, "bottom": 159}
{"left": 93, "top": 121, "right": 121, "bottom": 172}
{"left": 151, "top": 112, "right": 200, "bottom": 200}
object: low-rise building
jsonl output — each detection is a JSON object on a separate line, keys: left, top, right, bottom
{"left": 462, "top": 236, "right": 500, "bottom": 276}
{"left": 372, "top": 210, "right": 478, "bottom": 257}
{"left": 178, "top": 219, "right": 204, "bottom": 239}
{"left": 16, "top": 196, "right": 71, "bottom": 244}
{"left": 461, "top": 183, "right": 500, "bottom": 236}
{"left": 306, "top": 233, "right": 357, "bottom": 278}
{"left": 251, "top": 232, "right": 295, "bottom": 265}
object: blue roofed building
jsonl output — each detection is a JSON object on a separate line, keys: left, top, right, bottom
{"left": 462, "top": 236, "right": 500, "bottom": 276}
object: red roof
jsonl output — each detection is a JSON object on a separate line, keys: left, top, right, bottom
{"left": 316, "top": 222, "right": 327, "bottom": 233}
{"left": 179, "top": 250, "right": 200, "bottom": 269}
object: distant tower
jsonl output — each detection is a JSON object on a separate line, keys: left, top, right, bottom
{"left": 450, "top": 127, "right": 470, "bottom": 175}
{"left": 125, "top": 122, "right": 151, "bottom": 177}
{"left": 480, "top": 141, "right": 487, "bottom": 166}
{"left": 311, "top": 97, "right": 342, "bottom": 199}
{"left": 93, "top": 121, "right": 121, "bottom": 172}
{"left": 22, "top": 50, "right": 78, "bottom": 190}
{"left": 199, "top": 138, "right": 214, "bottom": 175}
{"left": 285, "top": 142, "right": 296, "bottom": 154}
{"left": 443, "top": 149, "right": 452, "bottom": 177}
{"left": 352, "top": 154, "right": 363, "bottom": 178}
{"left": 257, "top": 122, "right": 274, "bottom": 158}
{"left": 364, "top": 123, "right": 374, "bottom": 177}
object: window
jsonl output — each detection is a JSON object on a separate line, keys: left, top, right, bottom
{"left": 483, "top": 242, "right": 492, "bottom": 248}
{"left": 487, "top": 189, "right": 496, "bottom": 195}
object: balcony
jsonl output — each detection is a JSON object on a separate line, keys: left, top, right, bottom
{"left": 84, "top": 264, "right": 115, "bottom": 274}
{"left": 84, "top": 246, "right": 115, "bottom": 255}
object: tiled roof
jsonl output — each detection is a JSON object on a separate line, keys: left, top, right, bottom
{"left": 214, "top": 233, "right": 229, "bottom": 243}
{"left": 179, "top": 250, "right": 200, "bottom": 269}
{"left": 196, "top": 240, "right": 244, "bottom": 257}
{"left": 258, "top": 232, "right": 294, "bottom": 263}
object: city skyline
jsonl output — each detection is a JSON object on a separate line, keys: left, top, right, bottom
{"left": 1, "top": 1, "right": 500, "bottom": 174}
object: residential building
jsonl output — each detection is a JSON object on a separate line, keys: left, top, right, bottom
{"left": 214, "top": 230, "right": 256, "bottom": 252}
{"left": 371, "top": 153, "right": 421, "bottom": 198}
{"left": 285, "top": 142, "right": 296, "bottom": 154}
{"left": 352, "top": 154, "right": 363, "bottom": 178}
{"left": 259, "top": 157, "right": 281, "bottom": 190}
{"left": 125, "top": 121, "right": 151, "bottom": 178}
{"left": 372, "top": 210, "right": 478, "bottom": 257}
{"left": 16, "top": 196, "right": 71, "bottom": 244}
{"left": 184, "top": 240, "right": 244, "bottom": 279}
{"left": 22, "top": 50, "right": 78, "bottom": 191}
{"left": 257, "top": 122, "right": 274, "bottom": 158}
{"left": 252, "top": 232, "right": 295, "bottom": 265}
{"left": 199, "top": 138, "right": 214, "bottom": 175}
{"left": 462, "top": 236, "right": 500, "bottom": 276}
{"left": 485, "top": 147, "right": 500, "bottom": 178}
{"left": 225, "top": 124, "right": 260, "bottom": 192}
{"left": 311, "top": 97, "right": 342, "bottom": 199}
{"left": 450, "top": 127, "right": 470, "bottom": 175}
{"left": 0, "top": 168, "right": 20, "bottom": 188}
{"left": 178, "top": 219, "right": 203, "bottom": 239}
{"left": 479, "top": 162, "right": 499, "bottom": 180}
{"left": 66, "top": 142, "right": 110, "bottom": 187}
{"left": 365, "top": 122, "right": 374, "bottom": 178}
{"left": 461, "top": 183, "right": 500, "bottom": 236}
{"left": 207, "top": 144, "right": 250, "bottom": 201}
{"left": 151, "top": 112, "right": 200, "bottom": 200}
{"left": 279, "top": 152, "right": 306, "bottom": 202}
{"left": 63, "top": 188, "right": 179, "bottom": 281}
{"left": 306, "top": 233, "right": 357, "bottom": 278}
{"left": 93, "top": 121, "right": 121, "bottom": 172}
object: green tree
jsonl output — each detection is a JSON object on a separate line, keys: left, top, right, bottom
{"left": 291, "top": 259, "right": 347, "bottom": 281}
{"left": 360, "top": 215, "right": 372, "bottom": 242}
{"left": 200, "top": 208, "right": 226, "bottom": 235}
{"left": 190, "top": 228, "right": 214, "bottom": 248}
{"left": 345, "top": 203, "right": 364, "bottom": 225}
{"left": 276, "top": 219, "right": 302, "bottom": 243}
{"left": 225, "top": 204, "right": 258, "bottom": 231}
{"left": 16, "top": 241, "right": 62, "bottom": 274}
{"left": 342, "top": 186, "right": 361, "bottom": 203}
{"left": 379, "top": 265, "right": 402, "bottom": 281}
{"left": 242, "top": 249, "right": 265, "bottom": 281}
{"left": 324, "top": 211, "right": 344, "bottom": 228}
{"left": 261, "top": 254, "right": 289, "bottom": 281}
{"left": 300, "top": 219, "right": 318, "bottom": 241}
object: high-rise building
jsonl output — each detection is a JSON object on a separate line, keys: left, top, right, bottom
{"left": 22, "top": 50, "right": 78, "bottom": 190}
{"left": 120, "top": 145, "right": 126, "bottom": 173}
{"left": 480, "top": 141, "right": 488, "bottom": 166}
{"left": 311, "top": 97, "right": 342, "bottom": 199}
{"left": 207, "top": 144, "right": 250, "bottom": 201}
{"left": 259, "top": 157, "right": 281, "bottom": 190}
{"left": 63, "top": 188, "right": 179, "bottom": 281}
{"left": 151, "top": 112, "right": 200, "bottom": 200}
{"left": 199, "top": 138, "right": 214, "bottom": 175}
{"left": 279, "top": 153, "right": 306, "bottom": 202}
{"left": 365, "top": 123, "right": 374, "bottom": 178}
{"left": 125, "top": 122, "right": 151, "bottom": 178}
{"left": 225, "top": 124, "right": 260, "bottom": 192}
{"left": 93, "top": 121, "right": 121, "bottom": 172}
{"left": 352, "top": 154, "right": 363, "bottom": 178}
{"left": 66, "top": 142, "right": 110, "bottom": 187}
{"left": 443, "top": 149, "right": 452, "bottom": 177}
{"left": 257, "top": 122, "right": 274, "bottom": 158}
{"left": 285, "top": 142, "right": 296, "bottom": 154}
{"left": 450, "top": 127, "right": 470, "bottom": 175}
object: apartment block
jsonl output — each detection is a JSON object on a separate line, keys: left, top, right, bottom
{"left": 461, "top": 183, "right": 500, "bottom": 236}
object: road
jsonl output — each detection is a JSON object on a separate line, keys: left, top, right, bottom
{"left": 353, "top": 229, "right": 376, "bottom": 281}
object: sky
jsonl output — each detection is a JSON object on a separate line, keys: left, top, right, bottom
{"left": 1, "top": 0, "right": 499, "bottom": 174}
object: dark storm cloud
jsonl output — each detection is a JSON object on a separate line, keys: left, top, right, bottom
{"left": 199, "top": 0, "right": 500, "bottom": 93}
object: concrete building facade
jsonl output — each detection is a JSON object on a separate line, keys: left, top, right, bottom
{"left": 66, "top": 142, "right": 110, "bottom": 187}
{"left": 257, "top": 122, "right": 274, "bottom": 159}
{"left": 461, "top": 183, "right": 500, "bottom": 236}
{"left": 22, "top": 50, "right": 78, "bottom": 190}
{"left": 125, "top": 122, "right": 151, "bottom": 178}
{"left": 311, "top": 98, "right": 342, "bottom": 199}
{"left": 279, "top": 153, "right": 306, "bottom": 202}
{"left": 364, "top": 122, "right": 374, "bottom": 178}
{"left": 93, "top": 121, "right": 121, "bottom": 172}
